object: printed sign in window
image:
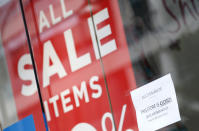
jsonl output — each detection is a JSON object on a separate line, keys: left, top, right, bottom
{"left": 131, "top": 74, "right": 181, "bottom": 131}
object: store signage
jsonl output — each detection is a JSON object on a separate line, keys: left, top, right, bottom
{"left": 2, "top": 0, "right": 138, "bottom": 130}
{"left": 19, "top": 8, "right": 117, "bottom": 97}
{"left": 131, "top": 74, "right": 181, "bottom": 131}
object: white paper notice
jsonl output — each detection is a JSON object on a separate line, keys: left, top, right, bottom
{"left": 131, "top": 74, "right": 181, "bottom": 131}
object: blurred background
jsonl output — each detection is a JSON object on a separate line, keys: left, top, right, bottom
{"left": 119, "top": 0, "right": 199, "bottom": 130}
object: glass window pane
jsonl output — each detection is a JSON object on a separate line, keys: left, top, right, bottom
{"left": 0, "top": 0, "right": 46, "bottom": 130}
{"left": 118, "top": 0, "right": 199, "bottom": 130}
{"left": 0, "top": 32, "right": 17, "bottom": 129}
{"left": 22, "top": 0, "right": 116, "bottom": 130}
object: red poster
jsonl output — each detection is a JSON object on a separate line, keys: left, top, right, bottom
{"left": 25, "top": 0, "right": 113, "bottom": 130}
{"left": 1, "top": 0, "right": 138, "bottom": 130}
{"left": 0, "top": 0, "right": 46, "bottom": 130}
{"left": 89, "top": 0, "right": 138, "bottom": 130}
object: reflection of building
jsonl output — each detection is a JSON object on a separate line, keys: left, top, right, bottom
{"left": 119, "top": 0, "right": 153, "bottom": 40}
{"left": 0, "top": 39, "right": 17, "bottom": 128}
{"left": 129, "top": 0, "right": 152, "bottom": 31}
{"left": 119, "top": 0, "right": 199, "bottom": 130}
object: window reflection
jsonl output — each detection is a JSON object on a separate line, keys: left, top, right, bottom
{"left": 119, "top": 0, "right": 199, "bottom": 130}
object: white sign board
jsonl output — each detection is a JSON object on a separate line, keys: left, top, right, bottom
{"left": 131, "top": 74, "right": 181, "bottom": 131}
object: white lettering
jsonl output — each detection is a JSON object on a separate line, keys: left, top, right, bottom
{"left": 89, "top": 76, "right": 102, "bottom": 99}
{"left": 49, "top": 95, "right": 59, "bottom": 117}
{"left": 18, "top": 54, "right": 37, "bottom": 96}
{"left": 44, "top": 100, "right": 51, "bottom": 121}
{"left": 43, "top": 41, "right": 67, "bottom": 88}
{"left": 61, "top": 89, "right": 73, "bottom": 113}
{"left": 60, "top": 0, "right": 73, "bottom": 18}
{"left": 49, "top": 4, "right": 62, "bottom": 25}
{"left": 73, "top": 81, "right": 89, "bottom": 107}
{"left": 39, "top": 10, "right": 50, "bottom": 33}
{"left": 64, "top": 29, "right": 91, "bottom": 72}
{"left": 88, "top": 8, "right": 117, "bottom": 59}
{"left": 43, "top": 75, "right": 102, "bottom": 119}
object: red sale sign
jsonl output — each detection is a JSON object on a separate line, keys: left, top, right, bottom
{"left": 88, "top": 0, "right": 138, "bottom": 130}
{"left": 1, "top": 0, "right": 138, "bottom": 130}
{"left": 24, "top": 0, "right": 116, "bottom": 130}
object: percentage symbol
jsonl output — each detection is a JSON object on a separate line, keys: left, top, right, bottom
{"left": 102, "top": 104, "right": 134, "bottom": 131}
{"left": 72, "top": 104, "right": 134, "bottom": 131}
{"left": 118, "top": 104, "right": 126, "bottom": 131}
{"left": 118, "top": 104, "right": 134, "bottom": 131}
